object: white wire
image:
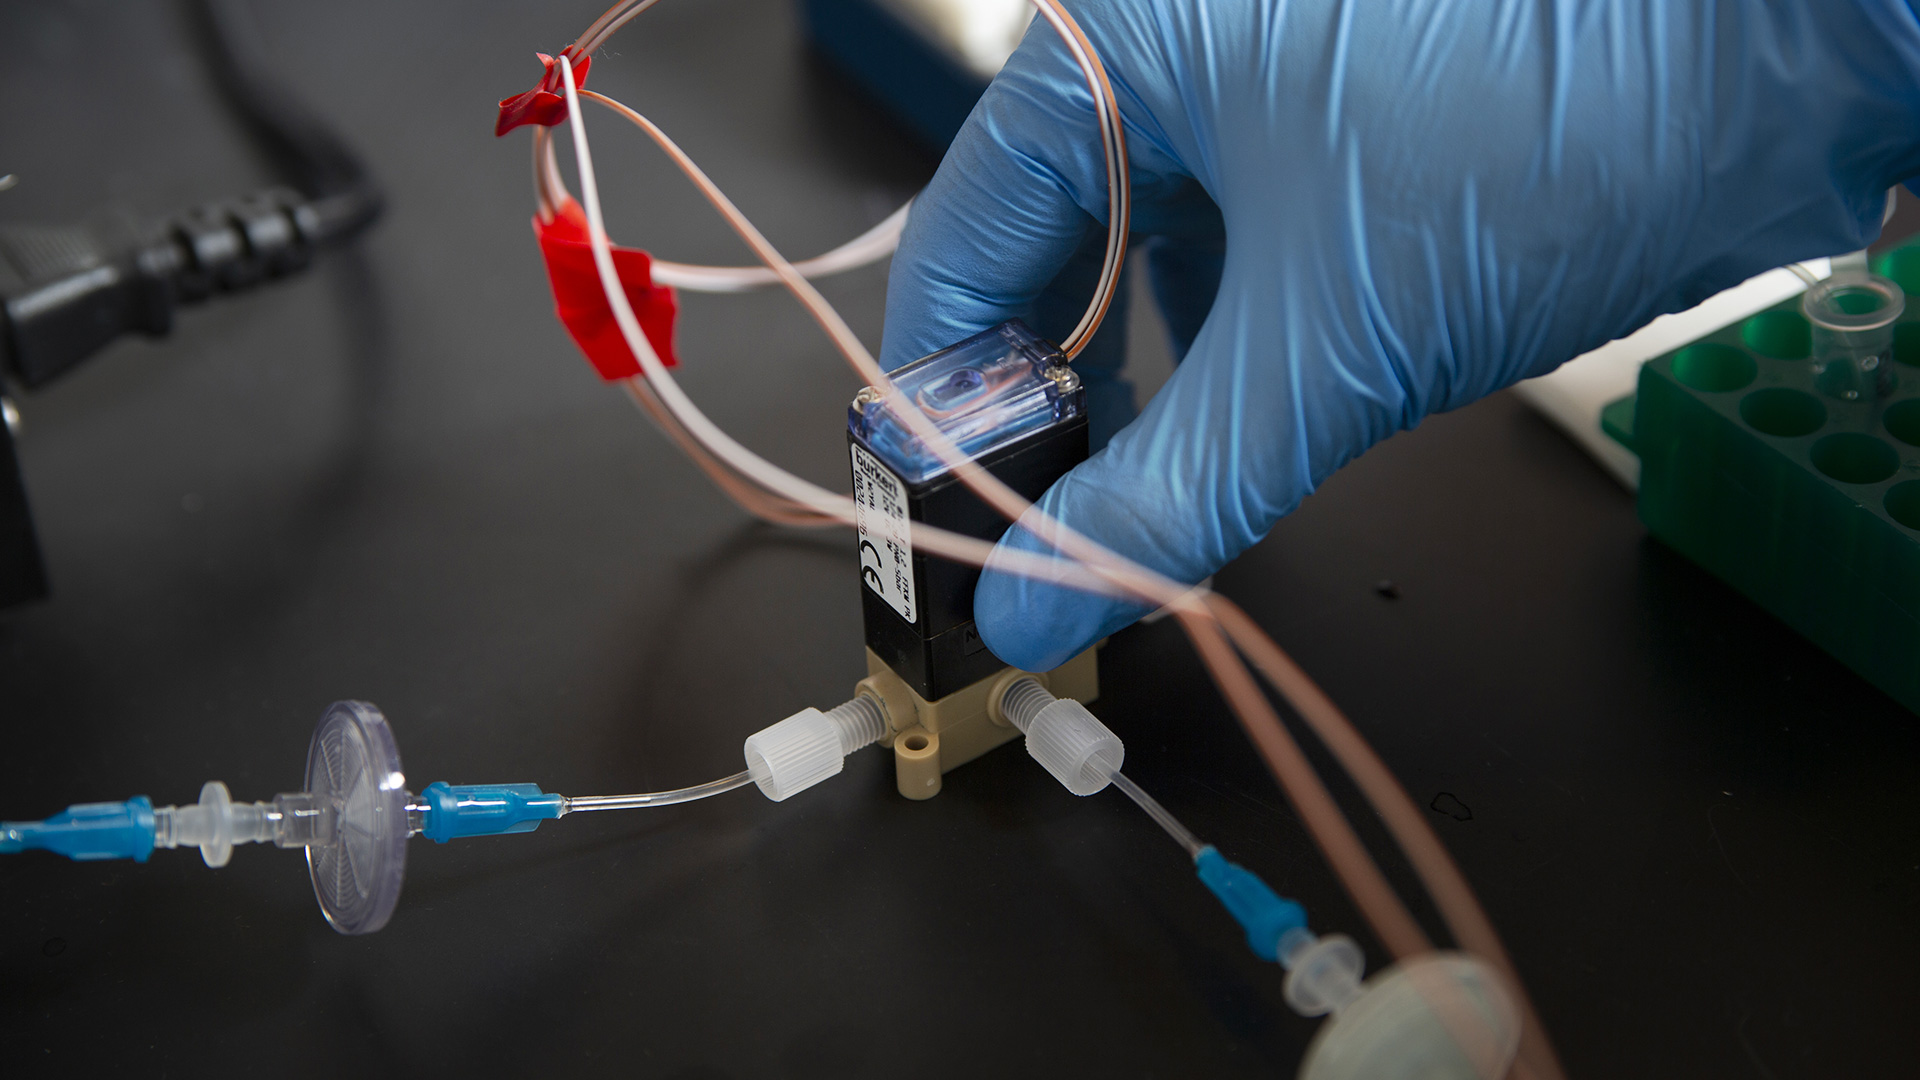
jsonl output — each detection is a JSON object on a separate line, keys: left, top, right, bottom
{"left": 546, "top": 2, "right": 1193, "bottom": 619}
{"left": 649, "top": 200, "right": 911, "bottom": 292}
{"left": 536, "top": 128, "right": 906, "bottom": 294}
{"left": 556, "top": 58, "right": 1120, "bottom": 600}
{"left": 544, "top": 0, "right": 1127, "bottom": 357}
{"left": 570, "top": 84, "right": 1191, "bottom": 615}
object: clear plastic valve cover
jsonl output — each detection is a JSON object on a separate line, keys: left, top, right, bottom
{"left": 304, "top": 700, "right": 408, "bottom": 935}
{"left": 849, "top": 319, "right": 1081, "bottom": 484}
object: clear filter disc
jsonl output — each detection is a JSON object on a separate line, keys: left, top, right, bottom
{"left": 304, "top": 700, "right": 409, "bottom": 935}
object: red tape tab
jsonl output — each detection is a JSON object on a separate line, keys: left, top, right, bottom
{"left": 536, "top": 198, "right": 679, "bottom": 379}
{"left": 496, "top": 49, "right": 592, "bottom": 136}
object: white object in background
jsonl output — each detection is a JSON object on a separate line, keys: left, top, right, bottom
{"left": 1512, "top": 258, "right": 1838, "bottom": 491}
{"left": 881, "top": 0, "right": 1035, "bottom": 80}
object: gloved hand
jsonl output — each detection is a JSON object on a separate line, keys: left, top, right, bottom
{"left": 879, "top": 0, "right": 1920, "bottom": 672}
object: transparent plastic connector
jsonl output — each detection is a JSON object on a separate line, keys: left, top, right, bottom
{"left": 848, "top": 319, "right": 1083, "bottom": 484}
{"left": 151, "top": 782, "right": 330, "bottom": 868}
{"left": 1280, "top": 931, "right": 1367, "bottom": 1017}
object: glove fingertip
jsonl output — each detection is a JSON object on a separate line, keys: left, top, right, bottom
{"left": 974, "top": 525, "right": 1153, "bottom": 673}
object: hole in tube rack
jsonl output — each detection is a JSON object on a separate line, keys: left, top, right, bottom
{"left": 1740, "top": 388, "right": 1826, "bottom": 438}
{"left": 1810, "top": 432, "right": 1900, "bottom": 485}
{"left": 1877, "top": 247, "right": 1920, "bottom": 297}
{"left": 1886, "top": 480, "right": 1920, "bottom": 530}
{"left": 1896, "top": 324, "right": 1920, "bottom": 369}
{"left": 1671, "top": 343, "right": 1757, "bottom": 392}
{"left": 1886, "top": 400, "right": 1920, "bottom": 447}
{"left": 1742, "top": 310, "right": 1812, "bottom": 360}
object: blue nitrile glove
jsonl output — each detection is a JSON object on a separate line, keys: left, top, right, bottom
{"left": 879, "top": 0, "right": 1920, "bottom": 672}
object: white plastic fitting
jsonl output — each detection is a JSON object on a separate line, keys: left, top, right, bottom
{"left": 1278, "top": 930, "right": 1523, "bottom": 1078}
{"left": 998, "top": 677, "right": 1123, "bottom": 796}
{"left": 149, "top": 780, "right": 324, "bottom": 867}
{"left": 744, "top": 695, "right": 889, "bottom": 802}
{"left": 1297, "top": 950, "right": 1521, "bottom": 1080}
{"left": 1281, "top": 932, "right": 1367, "bottom": 1017}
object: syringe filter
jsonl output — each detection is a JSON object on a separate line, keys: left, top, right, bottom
{"left": 304, "top": 700, "right": 409, "bottom": 935}
{"left": 1296, "top": 951, "right": 1520, "bottom": 1080}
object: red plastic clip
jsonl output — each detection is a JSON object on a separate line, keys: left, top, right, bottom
{"left": 535, "top": 197, "right": 679, "bottom": 379}
{"left": 496, "top": 49, "right": 593, "bottom": 137}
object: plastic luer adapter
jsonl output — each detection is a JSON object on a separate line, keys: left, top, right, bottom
{"left": 848, "top": 320, "right": 1087, "bottom": 700}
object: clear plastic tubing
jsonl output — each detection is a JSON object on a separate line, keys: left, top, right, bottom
{"left": 563, "top": 771, "right": 755, "bottom": 813}
{"left": 1109, "top": 772, "right": 1205, "bottom": 857}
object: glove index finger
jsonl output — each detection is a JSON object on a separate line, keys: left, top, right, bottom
{"left": 879, "top": 34, "right": 1125, "bottom": 371}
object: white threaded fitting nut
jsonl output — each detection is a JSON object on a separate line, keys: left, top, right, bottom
{"left": 824, "top": 695, "right": 888, "bottom": 756}
{"left": 999, "top": 677, "right": 1055, "bottom": 734}
{"left": 745, "top": 708, "right": 841, "bottom": 801}
{"left": 744, "top": 696, "right": 889, "bottom": 802}
{"left": 999, "top": 677, "right": 1123, "bottom": 796}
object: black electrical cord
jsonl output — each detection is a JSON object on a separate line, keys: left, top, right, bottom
{"left": 0, "top": 0, "right": 383, "bottom": 390}
{"left": 181, "top": 0, "right": 383, "bottom": 243}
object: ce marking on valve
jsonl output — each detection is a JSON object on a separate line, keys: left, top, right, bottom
{"left": 859, "top": 539, "right": 885, "bottom": 594}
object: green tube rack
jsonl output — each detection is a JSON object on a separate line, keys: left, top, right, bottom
{"left": 1622, "top": 240, "right": 1920, "bottom": 715}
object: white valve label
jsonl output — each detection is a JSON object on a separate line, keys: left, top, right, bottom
{"left": 851, "top": 444, "right": 916, "bottom": 623}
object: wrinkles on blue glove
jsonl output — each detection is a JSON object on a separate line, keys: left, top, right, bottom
{"left": 980, "top": 257, "right": 1390, "bottom": 670}
{"left": 886, "top": 0, "right": 1920, "bottom": 674}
